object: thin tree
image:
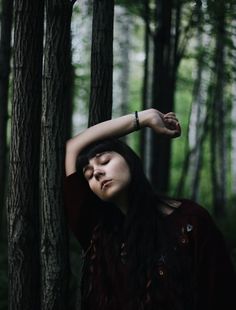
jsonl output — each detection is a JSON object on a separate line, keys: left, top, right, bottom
{"left": 139, "top": 0, "right": 153, "bottom": 179}
{"left": 231, "top": 2, "right": 236, "bottom": 202}
{"left": 210, "top": 1, "right": 227, "bottom": 217}
{"left": 40, "top": 0, "right": 76, "bottom": 309}
{"left": 7, "top": 0, "right": 44, "bottom": 309}
{"left": 176, "top": 0, "right": 211, "bottom": 200}
{"left": 150, "top": 0, "right": 197, "bottom": 193}
{"left": 150, "top": 0, "right": 182, "bottom": 193}
{"left": 113, "top": 5, "right": 131, "bottom": 119}
{"left": 0, "top": 0, "right": 13, "bottom": 237}
{"left": 88, "top": 0, "right": 115, "bottom": 126}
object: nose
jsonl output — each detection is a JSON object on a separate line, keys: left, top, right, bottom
{"left": 94, "top": 168, "right": 105, "bottom": 180}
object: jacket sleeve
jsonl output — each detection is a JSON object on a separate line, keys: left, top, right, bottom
{"left": 194, "top": 210, "right": 236, "bottom": 310}
{"left": 63, "top": 172, "right": 103, "bottom": 250}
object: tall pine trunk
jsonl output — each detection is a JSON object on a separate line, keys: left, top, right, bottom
{"left": 231, "top": 6, "right": 236, "bottom": 202}
{"left": 186, "top": 1, "right": 210, "bottom": 200}
{"left": 0, "top": 0, "right": 13, "bottom": 237}
{"left": 113, "top": 5, "right": 131, "bottom": 119}
{"left": 176, "top": 31, "right": 210, "bottom": 199}
{"left": 7, "top": 0, "right": 44, "bottom": 309}
{"left": 141, "top": 0, "right": 153, "bottom": 179}
{"left": 40, "top": 1, "right": 74, "bottom": 308}
{"left": 88, "top": 0, "right": 114, "bottom": 126}
{"left": 151, "top": 0, "right": 178, "bottom": 193}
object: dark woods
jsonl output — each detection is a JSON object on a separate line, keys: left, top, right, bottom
{"left": 0, "top": 0, "right": 236, "bottom": 309}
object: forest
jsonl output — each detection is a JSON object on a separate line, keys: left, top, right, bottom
{"left": 0, "top": 0, "right": 236, "bottom": 309}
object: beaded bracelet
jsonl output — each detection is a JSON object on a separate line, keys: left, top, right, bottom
{"left": 134, "top": 111, "right": 140, "bottom": 131}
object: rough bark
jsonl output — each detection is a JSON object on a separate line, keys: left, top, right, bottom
{"left": 0, "top": 0, "right": 13, "bottom": 237}
{"left": 7, "top": 0, "right": 44, "bottom": 309}
{"left": 40, "top": 1, "right": 74, "bottom": 309}
{"left": 140, "top": 0, "right": 150, "bottom": 162}
{"left": 88, "top": 0, "right": 114, "bottom": 126}
{"left": 65, "top": 59, "right": 74, "bottom": 140}
{"left": 113, "top": 5, "right": 131, "bottom": 119}
{"left": 231, "top": 8, "right": 236, "bottom": 201}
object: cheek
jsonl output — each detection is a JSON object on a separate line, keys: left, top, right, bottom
{"left": 89, "top": 182, "right": 108, "bottom": 201}
{"left": 88, "top": 181, "right": 99, "bottom": 194}
{"left": 121, "top": 170, "right": 131, "bottom": 187}
{"left": 113, "top": 161, "right": 131, "bottom": 184}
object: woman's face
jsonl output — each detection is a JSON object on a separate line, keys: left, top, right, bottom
{"left": 83, "top": 151, "right": 131, "bottom": 202}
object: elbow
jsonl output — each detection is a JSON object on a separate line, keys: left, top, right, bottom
{"left": 66, "top": 138, "right": 74, "bottom": 152}
{"left": 66, "top": 136, "right": 79, "bottom": 154}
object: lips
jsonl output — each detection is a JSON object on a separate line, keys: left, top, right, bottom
{"left": 101, "top": 179, "right": 112, "bottom": 190}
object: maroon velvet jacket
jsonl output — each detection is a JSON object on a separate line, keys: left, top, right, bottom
{"left": 64, "top": 172, "right": 236, "bottom": 310}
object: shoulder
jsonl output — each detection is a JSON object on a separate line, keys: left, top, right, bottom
{"left": 158, "top": 197, "right": 211, "bottom": 221}
{"left": 176, "top": 199, "right": 225, "bottom": 242}
{"left": 178, "top": 198, "right": 212, "bottom": 219}
{"left": 64, "top": 171, "right": 83, "bottom": 184}
{"left": 157, "top": 197, "right": 216, "bottom": 234}
{"left": 64, "top": 171, "right": 89, "bottom": 193}
{"left": 176, "top": 198, "right": 216, "bottom": 230}
{"left": 158, "top": 198, "right": 182, "bottom": 215}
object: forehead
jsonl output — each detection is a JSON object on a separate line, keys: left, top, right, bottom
{"left": 84, "top": 151, "right": 112, "bottom": 168}
{"left": 91, "top": 151, "right": 112, "bottom": 160}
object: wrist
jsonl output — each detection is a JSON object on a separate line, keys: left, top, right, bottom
{"left": 138, "top": 109, "right": 157, "bottom": 128}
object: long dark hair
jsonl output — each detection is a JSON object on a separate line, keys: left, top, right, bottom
{"left": 76, "top": 138, "right": 168, "bottom": 305}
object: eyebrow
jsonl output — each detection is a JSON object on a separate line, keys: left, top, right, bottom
{"left": 83, "top": 152, "right": 111, "bottom": 172}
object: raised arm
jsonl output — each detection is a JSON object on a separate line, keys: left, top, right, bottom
{"left": 65, "top": 109, "right": 181, "bottom": 176}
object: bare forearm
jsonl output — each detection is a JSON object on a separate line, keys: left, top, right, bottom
{"left": 65, "top": 108, "right": 180, "bottom": 176}
{"left": 68, "top": 110, "right": 150, "bottom": 152}
{"left": 65, "top": 110, "right": 151, "bottom": 175}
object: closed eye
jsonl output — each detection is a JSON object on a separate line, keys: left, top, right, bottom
{"left": 100, "top": 159, "right": 109, "bottom": 165}
{"left": 84, "top": 171, "right": 93, "bottom": 180}
{"left": 83, "top": 167, "right": 93, "bottom": 180}
{"left": 99, "top": 153, "right": 111, "bottom": 165}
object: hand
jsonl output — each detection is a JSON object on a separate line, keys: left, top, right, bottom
{"left": 148, "top": 109, "right": 181, "bottom": 138}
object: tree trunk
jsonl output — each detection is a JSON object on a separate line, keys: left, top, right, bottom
{"left": 71, "top": 0, "right": 93, "bottom": 135}
{"left": 187, "top": 1, "right": 210, "bottom": 201}
{"left": 231, "top": 7, "right": 236, "bottom": 202}
{"left": 88, "top": 0, "right": 114, "bottom": 126}
{"left": 140, "top": 0, "right": 154, "bottom": 180}
{"left": 65, "top": 64, "right": 74, "bottom": 140}
{"left": 151, "top": 0, "right": 181, "bottom": 193}
{"left": 0, "top": 0, "right": 13, "bottom": 237}
{"left": 40, "top": 1, "right": 74, "bottom": 309}
{"left": 210, "top": 3, "right": 227, "bottom": 217}
{"left": 113, "top": 5, "right": 131, "bottom": 119}
{"left": 7, "top": 0, "right": 44, "bottom": 309}
{"left": 113, "top": 5, "right": 131, "bottom": 146}
{"left": 141, "top": 0, "right": 150, "bottom": 161}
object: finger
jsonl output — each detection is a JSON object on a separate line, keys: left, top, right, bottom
{"left": 161, "top": 130, "right": 181, "bottom": 138}
{"left": 164, "top": 116, "right": 179, "bottom": 123}
{"left": 164, "top": 118, "right": 179, "bottom": 129}
{"left": 164, "top": 112, "right": 176, "bottom": 117}
{"left": 164, "top": 114, "right": 178, "bottom": 120}
{"left": 158, "top": 126, "right": 181, "bottom": 138}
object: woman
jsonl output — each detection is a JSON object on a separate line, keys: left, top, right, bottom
{"left": 64, "top": 109, "right": 236, "bottom": 310}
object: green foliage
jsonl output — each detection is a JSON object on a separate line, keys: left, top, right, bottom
{"left": 115, "top": 0, "right": 143, "bottom": 16}
{"left": 170, "top": 58, "right": 195, "bottom": 197}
